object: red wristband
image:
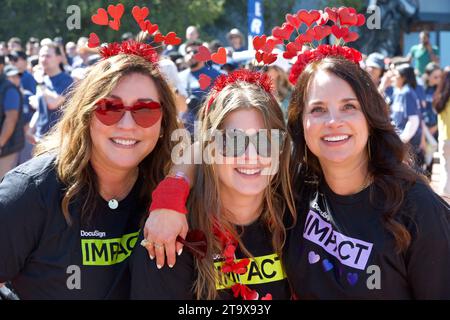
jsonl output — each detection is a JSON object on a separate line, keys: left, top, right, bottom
{"left": 149, "top": 176, "right": 190, "bottom": 214}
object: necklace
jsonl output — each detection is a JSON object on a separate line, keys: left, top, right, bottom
{"left": 102, "top": 171, "right": 139, "bottom": 210}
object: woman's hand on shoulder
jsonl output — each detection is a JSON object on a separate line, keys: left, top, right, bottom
{"left": 143, "top": 209, "right": 189, "bottom": 269}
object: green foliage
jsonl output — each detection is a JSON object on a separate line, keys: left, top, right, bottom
{"left": 264, "top": 0, "right": 297, "bottom": 31}
{"left": 0, "top": 0, "right": 225, "bottom": 43}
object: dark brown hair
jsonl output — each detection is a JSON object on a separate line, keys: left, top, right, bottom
{"left": 433, "top": 70, "right": 450, "bottom": 114}
{"left": 287, "top": 56, "right": 426, "bottom": 253}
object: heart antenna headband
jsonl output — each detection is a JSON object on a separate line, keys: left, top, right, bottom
{"left": 205, "top": 69, "right": 274, "bottom": 114}
{"left": 253, "top": 6, "right": 365, "bottom": 84}
{"left": 87, "top": 3, "right": 182, "bottom": 65}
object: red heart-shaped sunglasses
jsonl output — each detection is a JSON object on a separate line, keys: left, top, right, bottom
{"left": 94, "top": 98, "right": 162, "bottom": 128}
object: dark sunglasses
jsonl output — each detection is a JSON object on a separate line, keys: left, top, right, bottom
{"left": 215, "top": 129, "right": 287, "bottom": 158}
{"left": 8, "top": 56, "right": 18, "bottom": 63}
{"left": 186, "top": 49, "right": 199, "bottom": 55}
{"left": 94, "top": 98, "right": 162, "bottom": 128}
{"left": 176, "top": 230, "right": 207, "bottom": 260}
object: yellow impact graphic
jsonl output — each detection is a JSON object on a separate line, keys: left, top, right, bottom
{"left": 214, "top": 253, "right": 286, "bottom": 289}
{"left": 81, "top": 231, "right": 139, "bottom": 266}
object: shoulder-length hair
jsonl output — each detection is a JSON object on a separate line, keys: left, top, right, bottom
{"left": 190, "top": 80, "right": 296, "bottom": 299}
{"left": 288, "top": 56, "right": 426, "bottom": 253}
{"left": 36, "top": 53, "right": 180, "bottom": 225}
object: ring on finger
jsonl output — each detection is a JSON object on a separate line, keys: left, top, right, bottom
{"left": 140, "top": 239, "right": 153, "bottom": 248}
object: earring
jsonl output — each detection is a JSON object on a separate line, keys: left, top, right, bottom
{"left": 159, "top": 133, "right": 164, "bottom": 138}
{"left": 367, "top": 138, "right": 372, "bottom": 161}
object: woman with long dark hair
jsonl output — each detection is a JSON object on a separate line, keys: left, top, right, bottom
{"left": 285, "top": 56, "right": 449, "bottom": 299}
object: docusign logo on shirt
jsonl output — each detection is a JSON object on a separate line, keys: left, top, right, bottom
{"left": 81, "top": 231, "right": 139, "bottom": 266}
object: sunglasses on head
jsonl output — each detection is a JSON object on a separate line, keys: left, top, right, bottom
{"left": 94, "top": 98, "right": 162, "bottom": 128}
{"left": 215, "top": 129, "right": 287, "bottom": 158}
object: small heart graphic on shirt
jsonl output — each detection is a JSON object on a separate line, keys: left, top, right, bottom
{"left": 347, "top": 273, "right": 358, "bottom": 286}
{"left": 322, "top": 259, "right": 334, "bottom": 272}
{"left": 308, "top": 251, "right": 320, "bottom": 264}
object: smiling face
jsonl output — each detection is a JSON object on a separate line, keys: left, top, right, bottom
{"left": 303, "top": 70, "right": 369, "bottom": 169}
{"left": 214, "top": 108, "right": 272, "bottom": 198}
{"left": 90, "top": 72, "right": 162, "bottom": 173}
{"left": 392, "top": 69, "right": 404, "bottom": 88}
{"left": 428, "top": 68, "right": 442, "bottom": 87}
{"left": 39, "top": 45, "right": 62, "bottom": 76}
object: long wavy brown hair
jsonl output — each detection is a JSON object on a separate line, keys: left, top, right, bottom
{"left": 188, "top": 81, "right": 296, "bottom": 299}
{"left": 287, "top": 56, "right": 427, "bottom": 253}
{"left": 35, "top": 53, "right": 179, "bottom": 225}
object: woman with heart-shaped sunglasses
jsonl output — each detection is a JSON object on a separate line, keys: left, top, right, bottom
{"left": 0, "top": 48, "right": 180, "bottom": 299}
{"left": 131, "top": 70, "right": 297, "bottom": 300}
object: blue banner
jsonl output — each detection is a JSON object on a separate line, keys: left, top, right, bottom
{"left": 248, "top": 0, "right": 264, "bottom": 48}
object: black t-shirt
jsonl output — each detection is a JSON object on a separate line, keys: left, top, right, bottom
{"left": 284, "top": 179, "right": 450, "bottom": 299}
{"left": 0, "top": 154, "right": 146, "bottom": 299}
{"left": 130, "top": 217, "right": 292, "bottom": 300}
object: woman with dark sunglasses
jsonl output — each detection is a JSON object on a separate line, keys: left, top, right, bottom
{"left": 0, "top": 45, "right": 180, "bottom": 299}
{"left": 130, "top": 70, "right": 297, "bottom": 300}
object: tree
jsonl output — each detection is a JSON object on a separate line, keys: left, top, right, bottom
{"left": 0, "top": 0, "right": 225, "bottom": 43}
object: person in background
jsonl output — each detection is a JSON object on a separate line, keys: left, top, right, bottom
{"left": 28, "top": 43, "right": 73, "bottom": 144}
{"left": 71, "top": 37, "right": 89, "bottom": 69}
{"left": 422, "top": 62, "right": 441, "bottom": 139}
{"left": 364, "top": 52, "right": 386, "bottom": 89}
{"left": 6, "top": 53, "right": 36, "bottom": 165}
{"left": 7, "top": 38, "right": 23, "bottom": 53}
{"left": 25, "top": 37, "right": 40, "bottom": 57}
{"left": 226, "top": 28, "right": 246, "bottom": 52}
{"left": 265, "top": 65, "right": 292, "bottom": 119}
{"left": 0, "top": 42, "right": 8, "bottom": 56}
{"left": 27, "top": 55, "right": 39, "bottom": 74}
{"left": 419, "top": 62, "right": 442, "bottom": 175}
{"left": 121, "top": 32, "right": 134, "bottom": 42}
{"left": 390, "top": 64, "right": 424, "bottom": 169}
{"left": 407, "top": 31, "right": 439, "bottom": 76}
{"left": 434, "top": 69, "right": 450, "bottom": 197}
{"left": 0, "top": 60, "right": 24, "bottom": 178}
{"left": 65, "top": 41, "right": 77, "bottom": 67}
{"left": 178, "top": 40, "right": 222, "bottom": 134}
{"left": 137, "top": 32, "right": 188, "bottom": 114}
{"left": 178, "top": 26, "right": 200, "bottom": 56}
{"left": 8, "top": 50, "right": 37, "bottom": 95}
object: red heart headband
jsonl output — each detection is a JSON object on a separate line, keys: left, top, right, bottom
{"left": 192, "top": 45, "right": 231, "bottom": 91}
{"left": 205, "top": 69, "right": 274, "bottom": 114}
{"left": 88, "top": 3, "right": 182, "bottom": 64}
{"left": 253, "top": 6, "right": 365, "bottom": 85}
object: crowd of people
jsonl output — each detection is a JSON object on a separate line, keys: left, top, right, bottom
{"left": 0, "top": 5, "right": 449, "bottom": 300}
{"left": 0, "top": 29, "right": 449, "bottom": 192}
